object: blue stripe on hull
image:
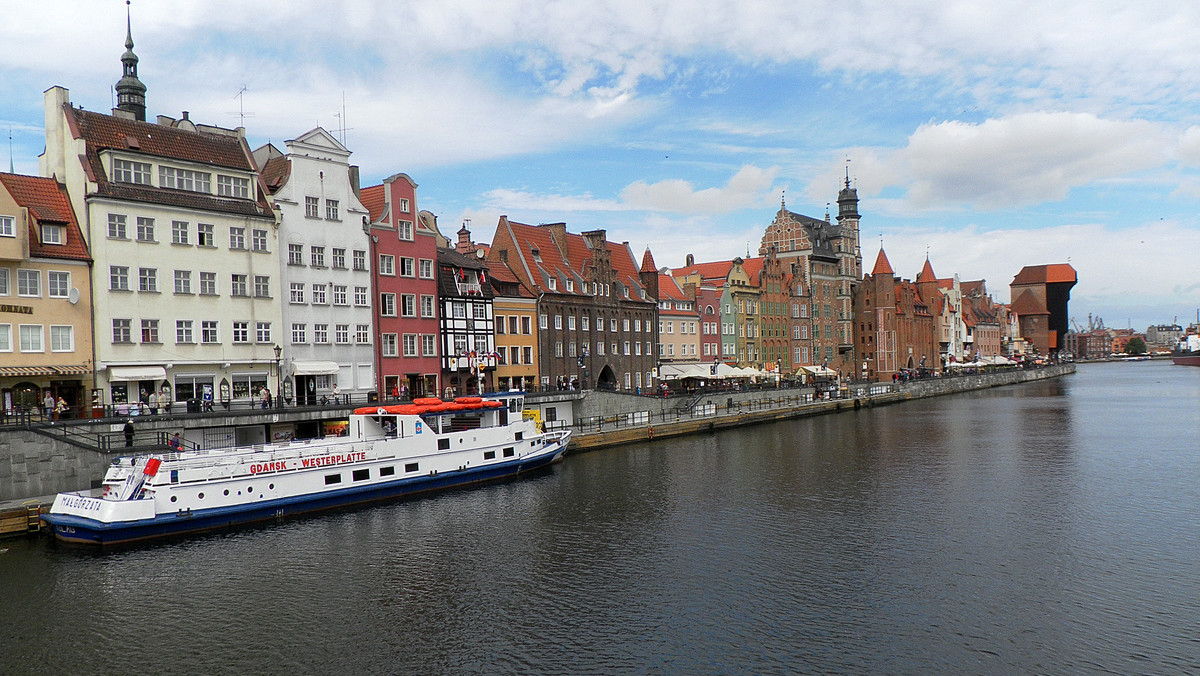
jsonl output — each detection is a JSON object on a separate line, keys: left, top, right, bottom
{"left": 44, "top": 446, "right": 565, "bottom": 546}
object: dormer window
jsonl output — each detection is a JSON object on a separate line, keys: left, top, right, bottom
{"left": 566, "top": 279, "right": 574, "bottom": 292}
{"left": 548, "top": 277, "right": 557, "bottom": 291}
{"left": 217, "top": 174, "right": 250, "bottom": 199}
{"left": 112, "top": 158, "right": 151, "bottom": 185}
{"left": 41, "top": 224, "right": 64, "bottom": 245}
{"left": 159, "top": 166, "right": 211, "bottom": 193}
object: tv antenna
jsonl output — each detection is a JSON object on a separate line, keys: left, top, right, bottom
{"left": 229, "top": 86, "right": 255, "bottom": 127}
{"left": 332, "top": 92, "right": 352, "bottom": 145}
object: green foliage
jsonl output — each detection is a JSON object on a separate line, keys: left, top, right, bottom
{"left": 1126, "top": 337, "right": 1147, "bottom": 355}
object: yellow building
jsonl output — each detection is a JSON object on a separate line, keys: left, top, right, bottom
{"left": 0, "top": 173, "right": 94, "bottom": 417}
{"left": 486, "top": 260, "right": 539, "bottom": 391}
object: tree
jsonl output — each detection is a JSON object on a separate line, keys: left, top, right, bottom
{"left": 1126, "top": 336, "right": 1147, "bottom": 355}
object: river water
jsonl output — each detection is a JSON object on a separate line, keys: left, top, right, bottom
{"left": 2, "top": 361, "right": 1198, "bottom": 675}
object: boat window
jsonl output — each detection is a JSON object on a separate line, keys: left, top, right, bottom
{"left": 198, "top": 492, "right": 205, "bottom": 499}
{"left": 224, "top": 489, "right": 230, "bottom": 496}
{"left": 404, "top": 462, "right": 419, "bottom": 473}
{"left": 325, "top": 474, "right": 342, "bottom": 485}
{"left": 503, "top": 447, "right": 515, "bottom": 458}
{"left": 380, "top": 466, "right": 395, "bottom": 477}
{"left": 171, "top": 496, "right": 178, "bottom": 502}
{"left": 352, "top": 469, "right": 370, "bottom": 481}
{"left": 484, "top": 450, "right": 496, "bottom": 460}
{"left": 438, "top": 438, "right": 450, "bottom": 450}
{"left": 515, "top": 432, "right": 523, "bottom": 441}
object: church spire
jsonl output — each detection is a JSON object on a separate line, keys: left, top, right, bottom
{"left": 115, "top": 1, "right": 147, "bottom": 121}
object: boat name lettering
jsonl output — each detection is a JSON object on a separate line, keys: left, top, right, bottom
{"left": 249, "top": 461, "right": 289, "bottom": 474}
{"left": 300, "top": 451, "right": 367, "bottom": 468}
{"left": 61, "top": 495, "right": 102, "bottom": 512}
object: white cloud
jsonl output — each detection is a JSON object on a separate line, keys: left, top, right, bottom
{"left": 620, "top": 165, "right": 778, "bottom": 213}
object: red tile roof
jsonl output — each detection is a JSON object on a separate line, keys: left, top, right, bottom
{"left": 1012, "top": 263, "right": 1077, "bottom": 285}
{"left": 917, "top": 258, "right": 937, "bottom": 283}
{"left": 0, "top": 173, "right": 90, "bottom": 261}
{"left": 259, "top": 155, "right": 290, "bottom": 193}
{"left": 871, "top": 248, "right": 894, "bottom": 275}
{"left": 359, "top": 184, "right": 386, "bottom": 222}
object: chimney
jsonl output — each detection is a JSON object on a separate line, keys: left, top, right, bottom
{"left": 349, "top": 166, "right": 361, "bottom": 199}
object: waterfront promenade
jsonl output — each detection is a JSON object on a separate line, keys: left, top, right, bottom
{"left": 0, "top": 363, "right": 1073, "bottom": 535}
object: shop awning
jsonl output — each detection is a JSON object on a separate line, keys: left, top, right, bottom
{"left": 291, "top": 360, "right": 342, "bottom": 376}
{"left": 108, "top": 366, "right": 167, "bottom": 381}
{"left": 54, "top": 365, "right": 93, "bottom": 375}
{"left": 0, "top": 366, "right": 58, "bottom": 377}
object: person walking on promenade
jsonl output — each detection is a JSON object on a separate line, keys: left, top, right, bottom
{"left": 168, "top": 432, "right": 183, "bottom": 452}
{"left": 44, "top": 392, "right": 55, "bottom": 419}
{"left": 123, "top": 419, "right": 135, "bottom": 447}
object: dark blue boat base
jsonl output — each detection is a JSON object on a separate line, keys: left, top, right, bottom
{"left": 44, "top": 449, "right": 564, "bottom": 546}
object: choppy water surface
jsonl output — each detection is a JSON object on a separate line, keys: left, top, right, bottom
{"left": 2, "top": 361, "right": 1198, "bottom": 674}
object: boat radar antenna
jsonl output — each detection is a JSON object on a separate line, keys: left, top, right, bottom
{"left": 229, "top": 86, "right": 255, "bottom": 128}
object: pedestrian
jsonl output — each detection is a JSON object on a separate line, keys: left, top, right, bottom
{"left": 55, "top": 397, "right": 69, "bottom": 419}
{"left": 332, "top": 383, "right": 341, "bottom": 402}
{"left": 43, "top": 392, "right": 55, "bottom": 419}
{"left": 399, "top": 383, "right": 407, "bottom": 400}
{"left": 123, "top": 419, "right": 135, "bottom": 447}
{"left": 260, "top": 387, "right": 271, "bottom": 409}
{"left": 391, "top": 383, "right": 400, "bottom": 400}
{"left": 168, "top": 432, "right": 183, "bottom": 451}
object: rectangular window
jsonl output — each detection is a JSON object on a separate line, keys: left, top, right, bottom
{"left": 200, "top": 271, "right": 217, "bottom": 295}
{"left": 484, "top": 450, "right": 496, "bottom": 460}
{"left": 311, "top": 284, "right": 326, "bottom": 304}
{"left": 352, "top": 250, "right": 366, "bottom": 271}
{"left": 217, "top": 174, "right": 250, "bottom": 198}
{"left": 50, "top": 325, "right": 73, "bottom": 352}
{"left": 137, "top": 268, "right": 157, "bottom": 293}
{"left": 290, "top": 283, "right": 305, "bottom": 304}
{"left": 288, "top": 244, "right": 304, "bottom": 265}
{"left": 405, "top": 462, "right": 419, "bottom": 473}
{"left": 48, "top": 271, "right": 70, "bottom": 298}
{"left": 422, "top": 334, "right": 437, "bottom": 357}
{"left": 292, "top": 323, "right": 307, "bottom": 344}
{"left": 353, "top": 469, "right": 370, "bottom": 482}
{"left": 305, "top": 196, "right": 320, "bottom": 218}
{"left": 41, "top": 224, "right": 63, "bottom": 245}
{"left": 324, "top": 474, "right": 342, "bottom": 485}
{"left": 400, "top": 294, "right": 415, "bottom": 317}
{"left": 172, "top": 220, "right": 189, "bottom": 244}
{"left": 554, "top": 315, "right": 562, "bottom": 330}
{"left": 419, "top": 259, "right": 433, "bottom": 278}
{"left": 233, "top": 321, "right": 249, "bottom": 343}
{"left": 112, "top": 318, "right": 132, "bottom": 343}
{"left": 354, "top": 287, "right": 368, "bottom": 306}
{"left": 452, "top": 302, "right": 467, "bottom": 319}
{"left": 159, "top": 166, "right": 210, "bottom": 192}
{"left": 381, "top": 293, "right": 396, "bottom": 316}
{"left": 254, "top": 275, "right": 270, "bottom": 298}
{"left": 176, "top": 320, "right": 193, "bottom": 344}
{"left": 141, "top": 319, "right": 159, "bottom": 344}
{"left": 112, "top": 158, "right": 151, "bottom": 184}
{"left": 420, "top": 295, "right": 435, "bottom": 318}
{"left": 136, "top": 216, "right": 155, "bottom": 242}
{"left": 325, "top": 199, "right": 339, "bottom": 220}
{"left": 380, "top": 466, "right": 396, "bottom": 477}
{"left": 201, "top": 321, "right": 219, "bottom": 343}
{"left": 398, "top": 220, "right": 413, "bottom": 240}
{"left": 197, "top": 223, "right": 214, "bottom": 247}
{"left": 108, "top": 214, "right": 127, "bottom": 239}
{"left": 19, "top": 324, "right": 44, "bottom": 352}
{"left": 231, "top": 274, "right": 248, "bottom": 297}
{"left": 313, "top": 324, "right": 328, "bottom": 344}
{"left": 332, "top": 248, "right": 346, "bottom": 269}
{"left": 402, "top": 334, "right": 417, "bottom": 357}
{"left": 333, "top": 285, "right": 348, "bottom": 305}
{"left": 311, "top": 246, "right": 326, "bottom": 267}
{"left": 356, "top": 325, "right": 370, "bottom": 344}
{"left": 174, "top": 270, "right": 192, "bottom": 294}
{"left": 252, "top": 229, "right": 268, "bottom": 252}
{"left": 0, "top": 215, "right": 13, "bottom": 237}
{"left": 379, "top": 254, "right": 395, "bottom": 275}
{"left": 336, "top": 325, "right": 349, "bottom": 344}
{"left": 522, "top": 316, "right": 531, "bottom": 334}
{"left": 399, "top": 198, "right": 410, "bottom": 213}
{"left": 624, "top": 341, "right": 631, "bottom": 355}
{"left": 381, "top": 333, "right": 398, "bottom": 357}
{"left": 400, "top": 257, "right": 414, "bottom": 276}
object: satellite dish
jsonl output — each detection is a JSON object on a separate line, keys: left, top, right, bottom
{"left": 68, "top": 288, "right": 80, "bottom": 304}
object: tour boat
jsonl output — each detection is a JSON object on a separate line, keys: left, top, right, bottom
{"left": 43, "top": 393, "right": 571, "bottom": 545}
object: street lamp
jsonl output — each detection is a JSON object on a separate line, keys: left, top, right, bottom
{"left": 273, "top": 344, "right": 282, "bottom": 409}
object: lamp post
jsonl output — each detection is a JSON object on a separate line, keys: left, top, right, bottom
{"left": 273, "top": 344, "right": 282, "bottom": 409}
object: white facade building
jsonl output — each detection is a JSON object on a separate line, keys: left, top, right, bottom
{"left": 254, "top": 129, "right": 373, "bottom": 403}
{"left": 40, "top": 86, "right": 282, "bottom": 410}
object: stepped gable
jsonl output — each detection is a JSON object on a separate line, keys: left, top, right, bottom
{"left": 0, "top": 173, "right": 90, "bottom": 262}
{"left": 68, "top": 107, "right": 272, "bottom": 218}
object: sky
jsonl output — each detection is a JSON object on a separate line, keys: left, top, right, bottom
{"left": 3, "top": 0, "right": 1199, "bottom": 331}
